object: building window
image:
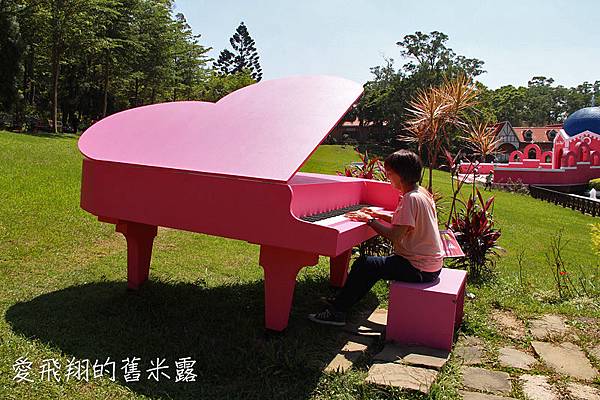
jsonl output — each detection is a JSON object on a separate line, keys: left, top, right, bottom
{"left": 547, "top": 129, "right": 557, "bottom": 141}
{"left": 523, "top": 129, "right": 533, "bottom": 141}
{"left": 528, "top": 149, "right": 537, "bottom": 159}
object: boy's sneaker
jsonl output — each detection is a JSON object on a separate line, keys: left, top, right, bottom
{"left": 319, "top": 288, "right": 341, "bottom": 306}
{"left": 319, "top": 294, "right": 337, "bottom": 306}
{"left": 308, "top": 308, "right": 346, "bottom": 326}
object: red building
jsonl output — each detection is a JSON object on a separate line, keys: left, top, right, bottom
{"left": 460, "top": 107, "right": 600, "bottom": 189}
{"left": 327, "top": 117, "right": 387, "bottom": 143}
{"left": 494, "top": 121, "right": 562, "bottom": 162}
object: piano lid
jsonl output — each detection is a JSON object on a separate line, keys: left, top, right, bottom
{"left": 78, "top": 75, "right": 363, "bottom": 183}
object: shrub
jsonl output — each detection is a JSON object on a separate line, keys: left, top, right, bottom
{"left": 357, "top": 235, "right": 393, "bottom": 257}
{"left": 493, "top": 178, "right": 529, "bottom": 195}
{"left": 337, "top": 148, "right": 386, "bottom": 180}
{"left": 339, "top": 148, "right": 393, "bottom": 256}
{"left": 449, "top": 188, "right": 503, "bottom": 283}
{"left": 590, "top": 178, "right": 600, "bottom": 191}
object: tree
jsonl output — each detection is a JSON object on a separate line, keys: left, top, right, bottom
{"left": 214, "top": 22, "right": 262, "bottom": 81}
{"left": 357, "top": 58, "right": 406, "bottom": 132}
{"left": 524, "top": 76, "right": 559, "bottom": 125}
{"left": 357, "top": 31, "right": 485, "bottom": 143}
{"left": 171, "top": 12, "right": 211, "bottom": 101}
{"left": 6, "top": 0, "right": 223, "bottom": 131}
{"left": 0, "top": 1, "right": 24, "bottom": 112}
{"left": 564, "top": 81, "right": 600, "bottom": 115}
{"left": 199, "top": 70, "right": 255, "bottom": 102}
{"left": 44, "top": 0, "right": 96, "bottom": 132}
{"left": 397, "top": 31, "right": 485, "bottom": 88}
{"left": 487, "top": 85, "right": 528, "bottom": 125}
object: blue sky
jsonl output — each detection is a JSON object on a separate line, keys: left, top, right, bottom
{"left": 173, "top": 0, "right": 600, "bottom": 89}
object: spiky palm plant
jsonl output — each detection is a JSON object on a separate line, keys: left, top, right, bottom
{"left": 461, "top": 122, "right": 501, "bottom": 162}
{"left": 402, "top": 74, "right": 479, "bottom": 192}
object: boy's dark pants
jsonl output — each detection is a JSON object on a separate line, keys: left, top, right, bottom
{"left": 332, "top": 254, "right": 441, "bottom": 312}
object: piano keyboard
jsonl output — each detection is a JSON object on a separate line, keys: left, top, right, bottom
{"left": 300, "top": 204, "right": 373, "bottom": 223}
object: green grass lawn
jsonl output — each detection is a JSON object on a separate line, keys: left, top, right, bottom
{"left": 1, "top": 130, "right": 598, "bottom": 399}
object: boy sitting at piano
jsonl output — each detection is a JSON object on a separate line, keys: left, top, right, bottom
{"left": 309, "top": 149, "right": 444, "bottom": 326}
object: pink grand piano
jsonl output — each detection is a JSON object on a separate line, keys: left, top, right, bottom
{"left": 78, "top": 76, "right": 397, "bottom": 331}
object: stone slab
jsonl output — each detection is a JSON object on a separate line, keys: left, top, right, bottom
{"left": 373, "top": 344, "right": 450, "bottom": 369}
{"left": 456, "top": 345, "right": 484, "bottom": 365}
{"left": 498, "top": 347, "right": 537, "bottom": 370}
{"left": 367, "top": 308, "right": 388, "bottom": 326}
{"left": 325, "top": 353, "right": 354, "bottom": 373}
{"left": 531, "top": 341, "right": 598, "bottom": 381}
{"left": 366, "top": 362, "right": 438, "bottom": 393}
{"left": 343, "top": 324, "right": 382, "bottom": 338}
{"left": 344, "top": 333, "right": 375, "bottom": 347}
{"left": 461, "top": 366, "right": 512, "bottom": 394}
{"left": 459, "top": 390, "right": 518, "bottom": 400}
{"left": 529, "top": 314, "right": 568, "bottom": 340}
{"left": 344, "top": 308, "right": 387, "bottom": 337}
{"left": 520, "top": 374, "right": 558, "bottom": 400}
{"left": 325, "top": 336, "right": 372, "bottom": 373}
{"left": 491, "top": 310, "right": 526, "bottom": 340}
{"left": 566, "top": 382, "right": 600, "bottom": 400}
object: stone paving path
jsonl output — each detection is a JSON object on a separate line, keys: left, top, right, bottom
{"left": 529, "top": 314, "right": 570, "bottom": 340}
{"left": 461, "top": 366, "right": 512, "bottom": 394}
{"left": 531, "top": 341, "right": 597, "bottom": 380}
{"left": 325, "top": 308, "right": 600, "bottom": 398}
{"left": 497, "top": 347, "right": 537, "bottom": 370}
{"left": 520, "top": 374, "right": 558, "bottom": 400}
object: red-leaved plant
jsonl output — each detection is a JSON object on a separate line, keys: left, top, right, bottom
{"left": 337, "top": 148, "right": 386, "bottom": 181}
{"left": 449, "top": 188, "right": 503, "bottom": 283}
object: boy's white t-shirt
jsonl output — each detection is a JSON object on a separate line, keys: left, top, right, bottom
{"left": 390, "top": 187, "right": 444, "bottom": 272}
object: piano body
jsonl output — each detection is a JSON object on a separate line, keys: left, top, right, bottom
{"left": 78, "top": 76, "right": 398, "bottom": 331}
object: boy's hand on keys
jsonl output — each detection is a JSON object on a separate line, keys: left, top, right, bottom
{"left": 345, "top": 211, "right": 371, "bottom": 222}
{"left": 361, "top": 207, "right": 387, "bottom": 219}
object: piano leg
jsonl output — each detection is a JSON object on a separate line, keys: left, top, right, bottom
{"left": 116, "top": 221, "right": 158, "bottom": 290}
{"left": 259, "top": 245, "right": 319, "bottom": 331}
{"left": 329, "top": 250, "right": 351, "bottom": 288}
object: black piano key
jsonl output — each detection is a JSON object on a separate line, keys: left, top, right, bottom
{"left": 300, "top": 204, "right": 374, "bottom": 223}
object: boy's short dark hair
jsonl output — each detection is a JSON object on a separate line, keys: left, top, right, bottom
{"left": 384, "top": 150, "right": 422, "bottom": 184}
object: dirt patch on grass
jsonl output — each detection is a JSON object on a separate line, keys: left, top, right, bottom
{"left": 491, "top": 309, "right": 527, "bottom": 340}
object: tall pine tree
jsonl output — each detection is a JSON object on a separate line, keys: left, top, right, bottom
{"left": 214, "top": 22, "right": 262, "bottom": 81}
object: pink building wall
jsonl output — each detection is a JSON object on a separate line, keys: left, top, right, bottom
{"left": 458, "top": 129, "right": 600, "bottom": 186}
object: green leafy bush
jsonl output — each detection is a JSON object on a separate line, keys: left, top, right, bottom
{"left": 589, "top": 178, "right": 600, "bottom": 191}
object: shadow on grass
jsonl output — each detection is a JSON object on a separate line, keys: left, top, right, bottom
{"left": 2, "top": 129, "right": 80, "bottom": 140}
{"left": 6, "top": 278, "right": 378, "bottom": 400}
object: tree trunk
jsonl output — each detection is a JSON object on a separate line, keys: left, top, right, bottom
{"left": 51, "top": 45, "right": 60, "bottom": 134}
{"left": 428, "top": 165, "right": 433, "bottom": 193}
{"left": 50, "top": 0, "right": 62, "bottom": 134}
{"left": 102, "top": 56, "right": 109, "bottom": 117}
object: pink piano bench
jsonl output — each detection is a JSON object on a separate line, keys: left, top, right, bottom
{"left": 385, "top": 268, "right": 467, "bottom": 351}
